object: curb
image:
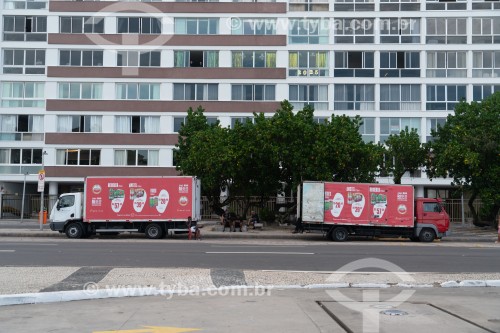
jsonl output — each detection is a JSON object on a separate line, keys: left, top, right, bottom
{"left": 2, "top": 281, "right": 500, "bottom": 307}
{"left": 0, "top": 230, "right": 496, "bottom": 242}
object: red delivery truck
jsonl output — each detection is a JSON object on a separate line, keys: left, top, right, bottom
{"left": 49, "top": 176, "right": 201, "bottom": 239}
{"left": 298, "top": 182, "right": 450, "bottom": 242}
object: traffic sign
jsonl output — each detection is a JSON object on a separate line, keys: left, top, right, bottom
{"left": 38, "top": 170, "right": 45, "bottom": 192}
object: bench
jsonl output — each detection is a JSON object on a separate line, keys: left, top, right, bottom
{"left": 253, "top": 222, "right": 264, "bottom": 229}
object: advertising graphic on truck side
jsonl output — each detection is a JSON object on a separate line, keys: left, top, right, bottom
{"left": 85, "top": 177, "right": 194, "bottom": 221}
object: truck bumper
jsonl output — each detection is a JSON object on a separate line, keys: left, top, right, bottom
{"left": 49, "top": 221, "right": 65, "bottom": 232}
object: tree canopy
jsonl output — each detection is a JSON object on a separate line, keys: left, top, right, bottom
{"left": 427, "top": 92, "right": 500, "bottom": 225}
{"left": 175, "top": 101, "right": 382, "bottom": 215}
{"left": 384, "top": 128, "right": 428, "bottom": 184}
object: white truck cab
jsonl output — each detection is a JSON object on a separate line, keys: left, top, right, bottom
{"left": 49, "top": 193, "right": 83, "bottom": 230}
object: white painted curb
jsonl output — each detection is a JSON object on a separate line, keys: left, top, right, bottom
{"left": 1, "top": 281, "right": 500, "bottom": 307}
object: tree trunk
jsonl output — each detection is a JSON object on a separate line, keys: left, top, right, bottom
{"left": 468, "top": 191, "right": 481, "bottom": 227}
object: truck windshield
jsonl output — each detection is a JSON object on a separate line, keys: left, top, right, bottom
{"left": 423, "top": 202, "right": 441, "bottom": 213}
{"left": 58, "top": 195, "right": 75, "bottom": 208}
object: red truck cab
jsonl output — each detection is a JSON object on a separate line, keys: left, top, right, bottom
{"left": 414, "top": 198, "right": 450, "bottom": 241}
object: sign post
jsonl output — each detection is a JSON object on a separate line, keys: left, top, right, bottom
{"left": 38, "top": 151, "right": 47, "bottom": 231}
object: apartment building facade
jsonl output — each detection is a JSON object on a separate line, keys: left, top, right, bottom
{"left": 0, "top": 0, "right": 499, "bottom": 198}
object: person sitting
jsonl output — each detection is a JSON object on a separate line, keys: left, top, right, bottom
{"left": 248, "top": 211, "right": 260, "bottom": 229}
{"left": 292, "top": 217, "right": 304, "bottom": 234}
{"left": 223, "top": 211, "right": 236, "bottom": 232}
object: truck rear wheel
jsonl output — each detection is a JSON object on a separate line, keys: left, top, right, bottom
{"left": 331, "top": 227, "right": 348, "bottom": 242}
{"left": 419, "top": 228, "right": 436, "bottom": 242}
{"left": 145, "top": 223, "right": 164, "bottom": 239}
{"left": 65, "top": 222, "right": 83, "bottom": 239}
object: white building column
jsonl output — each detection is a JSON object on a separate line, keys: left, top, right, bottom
{"left": 48, "top": 182, "right": 59, "bottom": 211}
{"left": 415, "top": 185, "right": 425, "bottom": 198}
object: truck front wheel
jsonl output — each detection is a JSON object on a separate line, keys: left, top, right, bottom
{"left": 145, "top": 223, "right": 164, "bottom": 239}
{"left": 331, "top": 227, "right": 348, "bottom": 242}
{"left": 419, "top": 228, "right": 436, "bottom": 242}
{"left": 65, "top": 222, "right": 83, "bottom": 239}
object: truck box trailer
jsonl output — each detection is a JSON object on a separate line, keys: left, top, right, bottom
{"left": 49, "top": 176, "right": 201, "bottom": 239}
{"left": 298, "top": 182, "right": 450, "bottom": 242}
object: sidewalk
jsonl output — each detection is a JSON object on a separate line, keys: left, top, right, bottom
{"left": 1, "top": 287, "right": 500, "bottom": 333}
{"left": 0, "top": 219, "right": 497, "bottom": 243}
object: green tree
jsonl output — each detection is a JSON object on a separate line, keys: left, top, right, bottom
{"left": 313, "top": 115, "right": 382, "bottom": 183}
{"left": 427, "top": 92, "right": 500, "bottom": 226}
{"left": 225, "top": 115, "right": 282, "bottom": 216}
{"left": 268, "top": 101, "right": 319, "bottom": 195}
{"left": 175, "top": 106, "right": 232, "bottom": 211}
{"left": 384, "top": 128, "right": 428, "bottom": 184}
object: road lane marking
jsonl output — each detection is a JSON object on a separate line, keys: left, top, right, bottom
{"left": 0, "top": 250, "right": 15, "bottom": 252}
{"left": 0, "top": 243, "right": 57, "bottom": 246}
{"left": 206, "top": 251, "right": 314, "bottom": 255}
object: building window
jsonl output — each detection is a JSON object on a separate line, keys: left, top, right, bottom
{"left": 472, "top": 17, "right": 500, "bottom": 44}
{"left": 231, "top": 117, "right": 254, "bottom": 128}
{"left": 0, "top": 148, "right": 43, "bottom": 164}
{"left": 56, "top": 149, "right": 100, "bottom": 166}
{"left": 333, "top": 84, "right": 375, "bottom": 111}
{"left": 117, "top": 17, "right": 161, "bottom": 34}
{"left": 58, "top": 82, "right": 103, "bottom": 99}
{"left": 174, "top": 50, "right": 219, "bottom": 67}
{"left": 334, "top": 51, "right": 374, "bottom": 77}
{"left": 116, "top": 83, "right": 160, "bottom": 100}
{"left": 117, "top": 51, "right": 160, "bottom": 67}
{"left": 289, "top": 0, "right": 329, "bottom": 12}
{"left": 426, "top": 51, "right": 467, "bottom": 78}
{"left": 289, "top": 18, "right": 329, "bottom": 44}
{"left": 380, "top": 0, "right": 420, "bottom": 11}
{"left": 380, "top": 18, "right": 420, "bottom": 43}
{"left": 358, "top": 117, "right": 375, "bottom": 143}
{"left": 0, "top": 115, "right": 44, "bottom": 141}
{"left": 473, "top": 51, "right": 500, "bottom": 78}
{"left": 380, "top": 52, "right": 420, "bottom": 78}
{"left": 426, "top": 18, "right": 467, "bottom": 44}
{"left": 289, "top": 84, "right": 329, "bottom": 111}
{"left": 232, "top": 51, "right": 276, "bottom": 68}
{"left": 426, "top": 118, "right": 446, "bottom": 142}
{"left": 231, "top": 84, "right": 275, "bottom": 101}
{"left": 426, "top": 0, "right": 467, "bottom": 11}
{"left": 60, "top": 16, "right": 104, "bottom": 34}
{"left": 114, "top": 149, "right": 159, "bottom": 166}
{"left": 333, "top": 0, "right": 374, "bottom": 11}
{"left": 380, "top": 84, "right": 421, "bottom": 111}
{"left": 0, "top": 82, "right": 44, "bottom": 107}
{"left": 426, "top": 85, "right": 466, "bottom": 111}
{"left": 289, "top": 51, "right": 328, "bottom": 76}
{"left": 173, "top": 116, "right": 217, "bottom": 132}
{"left": 3, "top": 49, "right": 45, "bottom": 75}
{"left": 174, "top": 18, "right": 219, "bottom": 35}
{"left": 472, "top": 0, "right": 500, "bottom": 10}
{"left": 231, "top": 18, "right": 276, "bottom": 35}
{"left": 3, "top": 0, "right": 47, "bottom": 9}
{"left": 173, "top": 83, "right": 218, "bottom": 101}
{"left": 115, "top": 116, "right": 160, "bottom": 134}
{"left": 3, "top": 16, "right": 47, "bottom": 41}
{"left": 472, "top": 85, "right": 500, "bottom": 101}
{"left": 314, "top": 117, "right": 328, "bottom": 124}
{"left": 59, "top": 50, "right": 103, "bottom": 66}
{"left": 334, "top": 18, "right": 374, "bottom": 43}
{"left": 380, "top": 117, "right": 420, "bottom": 143}
{"left": 57, "top": 115, "right": 102, "bottom": 133}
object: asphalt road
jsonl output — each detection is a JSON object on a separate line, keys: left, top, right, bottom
{"left": 1, "top": 239, "right": 499, "bottom": 273}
